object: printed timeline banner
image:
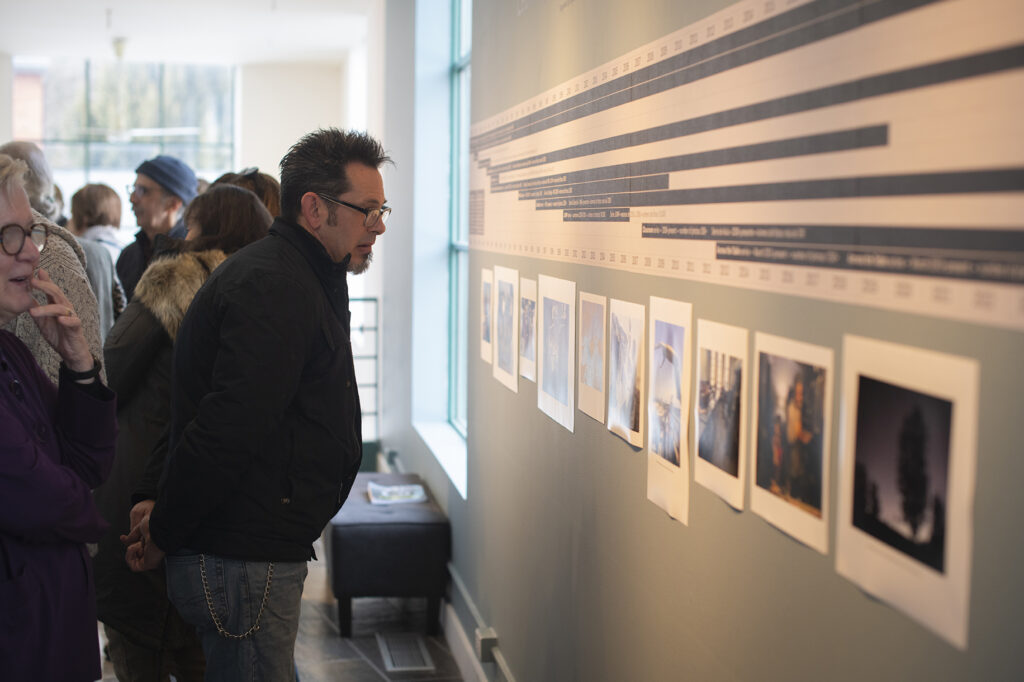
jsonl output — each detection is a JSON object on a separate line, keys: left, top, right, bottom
{"left": 468, "top": 0, "right": 1024, "bottom": 330}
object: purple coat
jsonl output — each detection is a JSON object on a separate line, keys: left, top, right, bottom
{"left": 0, "top": 330, "right": 117, "bottom": 681}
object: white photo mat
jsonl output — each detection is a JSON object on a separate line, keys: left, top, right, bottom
{"left": 750, "top": 333, "right": 834, "bottom": 554}
{"left": 492, "top": 266, "right": 519, "bottom": 393}
{"left": 578, "top": 292, "right": 607, "bottom": 423}
{"left": 835, "top": 335, "right": 978, "bottom": 650}
{"left": 646, "top": 296, "right": 692, "bottom": 525}
{"left": 519, "top": 277, "right": 538, "bottom": 382}
{"left": 537, "top": 275, "right": 576, "bottom": 432}
{"left": 694, "top": 320, "right": 749, "bottom": 511}
{"left": 480, "top": 268, "right": 493, "bottom": 363}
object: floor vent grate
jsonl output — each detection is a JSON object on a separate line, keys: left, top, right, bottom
{"left": 375, "top": 632, "right": 436, "bottom": 672}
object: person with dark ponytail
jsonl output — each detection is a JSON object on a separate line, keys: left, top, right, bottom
{"left": 93, "top": 184, "right": 272, "bottom": 681}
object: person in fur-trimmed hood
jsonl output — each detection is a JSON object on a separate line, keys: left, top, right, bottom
{"left": 93, "top": 184, "right": 272, "bottom": 680}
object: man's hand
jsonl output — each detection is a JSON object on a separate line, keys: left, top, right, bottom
{"left": 129, "top": 499, "right": 155, "bottom": 531}
{"left": 121, "top": 513, "right": 166, "bottom": 572}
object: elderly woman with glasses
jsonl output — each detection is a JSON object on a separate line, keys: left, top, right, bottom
{"left": 0, "top": 155, "right": 117, "bottom": 681}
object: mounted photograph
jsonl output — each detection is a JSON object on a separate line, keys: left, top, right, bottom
{"left": 578, "top": 292, "right": 607, "bottom": 423}
{"left": 750, "top": 333, "right": 833, "bottom": 553}
{"left": 537, "top": 275, "right": 576, "bottom": 432}
{"left": 646, "top": 297, "right": 692, "bottom": 525}
{"left": 836, "top": 336, "right": 978, "bottom": 649}
{"left": 520, "top": 277, "right": 537, "bottom": 381}
{"left": 607, "top": 298, "right": 646, "bottom": 448}
{"left": 493, "top": 266, "right": 519, "bottom": 392}
{"left": 694, "top": 320, "right": 749, "bottom": 510}
{"left": 480, "top": 268, "right": 493, "bottom": 363}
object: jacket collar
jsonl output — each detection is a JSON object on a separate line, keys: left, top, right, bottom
{"left": 270, "top": 218, "right": 352, "bottom": 325}
{"left": 133, "top": 219, "right": 188, "bottom": 259}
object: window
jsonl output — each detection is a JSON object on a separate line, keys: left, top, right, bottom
{"left": 409, "top": 0, "right": 470, "bottom": 497}
{"left": 12, "top": 57, "right": 234, "bottom": 228}
{"left": 448, "top": 0, "right": 472, "bottom": 436}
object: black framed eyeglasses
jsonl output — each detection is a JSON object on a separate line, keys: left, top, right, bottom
{"left": 315, "top": 193, "right": 391, "bottom": 228}
{"left": 0, "top": 222, "right": 47, "bottom": 256}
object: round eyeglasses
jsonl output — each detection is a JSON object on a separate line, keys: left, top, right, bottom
{"left": 0, "top": 223, "right": 47, "bottom": 257}
{"left": 315, "top": 193, "right": 391, "bottom": 228}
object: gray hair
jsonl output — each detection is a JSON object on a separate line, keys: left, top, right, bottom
{"left": 0, "top": 154, "right": 30, "bottom": 199}
{"left": 0, "top": 141, "right": 58, "bottom": 220}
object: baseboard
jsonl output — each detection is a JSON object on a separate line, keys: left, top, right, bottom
{"left": 443, "top": 602, "right": 489, "bottom": 682}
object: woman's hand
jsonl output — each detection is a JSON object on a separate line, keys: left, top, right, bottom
{"left": 28, "top": 268, "right": 94, "bottom": 372}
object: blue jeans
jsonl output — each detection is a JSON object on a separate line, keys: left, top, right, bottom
{"left": 165, "top": 553, "right": 307, "bottom": 682}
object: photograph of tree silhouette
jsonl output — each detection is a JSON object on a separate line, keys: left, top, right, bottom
{"left": 755, "top": 353, "right": 826, "bottom": 517}
{"left": 852, "top": 376, "right": 951, "bottom": 573}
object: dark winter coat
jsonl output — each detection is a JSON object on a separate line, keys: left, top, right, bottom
{"left": 0, "top": 330, "right": 117, "bottom": 682}
{"left": 93, "top": 249, "right": 226, "bottom": 648}
{"left": 149, "top": 218, "right": 363, "bottom": 561}
{"left": 116, "top": 221, "right": 187, "bottom": 301}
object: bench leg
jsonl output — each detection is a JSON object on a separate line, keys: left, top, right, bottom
{"left": 337, "top": 597, "right": 352, "bottom": 638}
{"left": 426, "top": 596, "right": 441, "bottom": 636}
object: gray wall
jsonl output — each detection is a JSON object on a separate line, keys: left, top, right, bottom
{"left": 382, "top": 1, "right": 1024, "bottom": 680}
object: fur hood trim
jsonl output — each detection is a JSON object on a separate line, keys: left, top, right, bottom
{"left": 134, "top": 250, "right": 227, "bottom": 340}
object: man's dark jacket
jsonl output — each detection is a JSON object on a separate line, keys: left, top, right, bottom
{"left": 149, "top": 218, "right": 363, "bottom": 561}
{"left": 116, "top": 220, "right": 187, "bottom": 300}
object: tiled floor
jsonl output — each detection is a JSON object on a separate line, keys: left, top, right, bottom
{"left": 99, "top": 542, "right": 463, "bottom": 681}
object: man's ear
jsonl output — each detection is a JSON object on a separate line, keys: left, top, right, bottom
{"left": 166, "top": 195, "right": 185, "bottom": 220}
{"left": 299, "top": 192, "right": 323, "bottom": 229}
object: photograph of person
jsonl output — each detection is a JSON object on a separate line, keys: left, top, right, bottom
{"left": 755, "top": 351, "right": 827, "bottom": 518}
{"left": 646, "top": 297, "right": 692, "bottom": 523}
{"left": 650, "top": 320, "right": 685, "bottom": 466}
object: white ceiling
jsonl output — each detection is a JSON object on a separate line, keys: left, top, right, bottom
{"left": 0, "top": 0, "right": 374, "bottom": 64}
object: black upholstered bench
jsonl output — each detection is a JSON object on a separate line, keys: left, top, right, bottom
{"left": 322, "top": 472, "right": 451, "bottom": 637}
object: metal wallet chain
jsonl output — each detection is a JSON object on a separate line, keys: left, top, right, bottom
{"left": 199, "top": 553, "right": 275, "bottom": 639}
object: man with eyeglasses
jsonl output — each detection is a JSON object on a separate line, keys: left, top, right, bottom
{"left": 123, "top": 128, "right": 391, "bottom": 681}
{"left": 117, "top": 154, "right": 198, "bottom": 300}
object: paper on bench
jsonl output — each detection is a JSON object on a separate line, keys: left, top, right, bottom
{"left": 367, "top": 481, "right": 428, "bottom": 505}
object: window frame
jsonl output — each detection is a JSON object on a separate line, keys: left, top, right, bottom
{"left": 447, "top": 0, "right": 472, "bottom": 437}
{"left": 12, "top": 57, "right": 235, "bottom": 208}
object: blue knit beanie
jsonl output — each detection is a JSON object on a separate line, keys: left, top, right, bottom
{"left": 135, "top": 155, "right": 198, "bottom": 204}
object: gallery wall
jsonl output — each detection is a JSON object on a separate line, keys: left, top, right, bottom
{"left": 237, "top": 62, "right": 346, "bottom": 183}
{"left": 450, "top": 0, "right": 1024, "bottom": 680}
{"left": 0, "top": 54, "right": 12, "bottom": 140}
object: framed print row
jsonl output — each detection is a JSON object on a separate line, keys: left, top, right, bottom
{"left": 480, "top": 268, "right": 978, "bottom": 648}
